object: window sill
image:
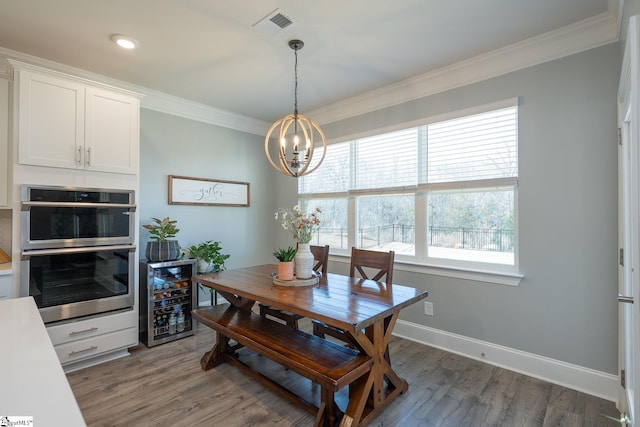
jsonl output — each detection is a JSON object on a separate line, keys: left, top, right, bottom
{"left": 330, "top": 255, "right": 523, "bottom": 286}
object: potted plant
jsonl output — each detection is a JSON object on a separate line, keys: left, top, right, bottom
{"left": 274, "top": 205, "right": 321, "bottom": 279}
{"left": 273, "top": 246, "right": 297, "bottom": 280}
{"left": 143, "top": 217, "right": 181, "bottom": 262}
{"left": 188, "top": 240, "right": 230, "bottom": 273}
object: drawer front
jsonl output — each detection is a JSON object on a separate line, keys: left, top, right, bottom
{"left": 47, "top": 310, "right": 137, "bottom": 346}
{"left": 54, "top": 327, "right": 137, "bottom": 365}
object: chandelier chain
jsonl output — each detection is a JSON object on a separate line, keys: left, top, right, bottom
{"left": 294, "top": 48, "right": 299, "bottom": 118}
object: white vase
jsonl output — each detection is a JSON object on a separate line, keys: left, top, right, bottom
{"left": 197, "top": 258, "right": 213, "bottom": 273}
{"left": 295, "top": 242, "right": 315, "bottom": 279}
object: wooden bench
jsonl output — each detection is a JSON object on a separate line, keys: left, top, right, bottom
{"left": 192, "top": 304, "right": 373, "bottom": 426}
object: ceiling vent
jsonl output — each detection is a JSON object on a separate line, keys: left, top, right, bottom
{"left": 253, "top": 9, "right": 294, "bottom": 35}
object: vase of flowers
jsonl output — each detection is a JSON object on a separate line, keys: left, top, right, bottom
{"left": 275, "top": 205, "right": 321, "bottom": 279}
{"left": 294, "top": 242, "right": 315, "bottom": 279}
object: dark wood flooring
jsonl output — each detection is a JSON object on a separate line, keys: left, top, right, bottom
{"left": 66, "top": 322, "right": 620, "bottom": 426}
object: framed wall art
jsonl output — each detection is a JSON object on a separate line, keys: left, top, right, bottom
{"left": 168, "top": 175, "right": 250, "bottom": 207}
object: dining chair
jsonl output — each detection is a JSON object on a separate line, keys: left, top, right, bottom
{"left": 349, "top": 247, "right": 394, "bottom": 284}
{"left": 313, "top": 247, "right": 395, "bottom": 344}
{"left": 259, "top": 245, "right": 329, "bottom": 328}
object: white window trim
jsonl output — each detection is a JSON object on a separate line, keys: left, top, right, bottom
{"left": 329, "top": 253, "right": 523, "bottom": 286}
{"left": 419, "top": 177, "right": 518, "bottom": 192}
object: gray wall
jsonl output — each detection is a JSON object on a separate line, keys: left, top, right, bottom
{"left": 139, "top": 110, "right": 277, "bottom": 270}
{"left": 139, "top": 42, "right": 621, "bottom": 375}
{"left": 301, "top": 43, "right": 620, "bottom": 374}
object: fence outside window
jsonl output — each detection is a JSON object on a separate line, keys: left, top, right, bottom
{"left": 312, "top": 224, "right": 513, "bottom": 253}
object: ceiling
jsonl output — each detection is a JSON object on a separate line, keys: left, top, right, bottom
{"left": 0, "top": 1, "right": 617, "bottom": 125}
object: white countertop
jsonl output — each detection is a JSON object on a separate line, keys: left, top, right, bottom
{"left": 1, "top": 297, "right": 86, "bottom": 426}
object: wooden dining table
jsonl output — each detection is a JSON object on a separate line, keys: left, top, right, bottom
{"left": 193, "top": 264, "right": 429, "bottom": 426}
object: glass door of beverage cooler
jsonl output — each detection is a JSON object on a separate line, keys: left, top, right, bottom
{"left": 140, "top": 259, "right": 196, "bottom": 347}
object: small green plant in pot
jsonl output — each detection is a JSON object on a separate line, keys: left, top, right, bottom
{"left": 188, "top": 240, "right": 230, "bottom": 273}
{"left": 143, "top": 217, "right": 181, "bottom": 262}
{"left": 273, "top": 246, "right": 296, "bottom": 280}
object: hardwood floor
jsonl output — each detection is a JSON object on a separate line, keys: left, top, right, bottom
{"left": 66, "top": 322, "right": 620, "bottom": 426}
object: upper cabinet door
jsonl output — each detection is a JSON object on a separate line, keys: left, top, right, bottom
{"left": 85, "top": 87, "right": 139, "bottom": 174}
{"left": 17, "top": 69, "right": 85, "bottom": 170}
{"left": 13, "top": 62, "right": 141, "bottom": 175}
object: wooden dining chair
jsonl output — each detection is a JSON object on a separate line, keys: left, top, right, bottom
{"left": 259, "top": 245, "right": 329, "bottom": 328}
{"left": 310, "top": 244, "right": 330, "bottom": 276}
{"left": 349, "top": 247, "right": 394, "bottom": 285}
{"left": 313, "top": 247, "right": 395, "bottom": 344}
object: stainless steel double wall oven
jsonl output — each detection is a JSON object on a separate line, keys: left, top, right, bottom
{"left": 20, "top": 185, "right": 136, "bottom": 323}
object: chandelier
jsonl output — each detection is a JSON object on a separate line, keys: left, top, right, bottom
{"left": 264, "top": 40, "right": 327, "bottom": 177}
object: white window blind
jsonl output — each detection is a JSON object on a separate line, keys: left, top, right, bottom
{"left": 427, "top": 107, "right": 518, "bottom": 183}
{"left": 354, "top": 129, "right": 418, "bottom": 189}
{"left": 298, "top": 142, "right": 350, "bottom": 194}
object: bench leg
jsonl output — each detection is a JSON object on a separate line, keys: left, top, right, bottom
{"left": 313, "top": 401, "right": 326, "bottom": 427}
{"left": 314, "top": 388, "right": 342, "bottom": 427}
{"left": 200, "top": 333, "right": 230, "bottom": 371}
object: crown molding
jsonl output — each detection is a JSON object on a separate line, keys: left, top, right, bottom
{"left": 0, "top": 46, "right": 270, "bottom": 136}
{"left": 308, "top": 10, "right": 620, "bottom": 125}
{"left": 140, "top": 89, "right": 270, "bottom": 136}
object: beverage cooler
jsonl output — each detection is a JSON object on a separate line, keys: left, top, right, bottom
{"left": 139, "top": 259, "right": 197, "bottom": 347}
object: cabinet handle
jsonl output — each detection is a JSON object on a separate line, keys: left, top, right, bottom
{"left": 85, "top": 147, "right": 91, "bottom": 166}
{"left": 76, "top": 146, "right": 82, "bottom": 165}
{"left": 69, "top": 345, "right": 98, "bottom": 356}
{"left": 69, "top": 327, "right": 98, "bottom": 336}
{"left": 618, "top": 294, "right": 634, "bottom": 304}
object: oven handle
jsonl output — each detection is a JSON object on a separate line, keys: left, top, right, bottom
{"left": 21, "top": 201, "right": 136, "bottom": 211}
{"left": 21, "top": 245, "right": 136, "bottom": 259}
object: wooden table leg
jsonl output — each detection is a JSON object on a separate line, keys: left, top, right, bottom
{"left": 216, "top": 290, "right": 255, "bottom": 311}
{"left": 344, "top": 312, "right": 406, "bottom": 424}
{"left": 200, "top": 331, "right": 230, "bottom": 370}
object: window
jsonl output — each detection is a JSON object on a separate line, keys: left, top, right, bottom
{"left": 299, "top": 100, "right": 518, "bottom": 271}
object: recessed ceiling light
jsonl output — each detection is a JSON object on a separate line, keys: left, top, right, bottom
{"left": 111, "top": 34, "right": 138, "bottom": 49}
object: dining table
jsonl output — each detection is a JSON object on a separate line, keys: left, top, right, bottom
{"left": 193, "top": 264, "right": 429, "bottom": 426}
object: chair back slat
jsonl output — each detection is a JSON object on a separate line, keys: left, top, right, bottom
{"left": 349, "top": 247, "right": 394, "bottom": 284}
{"left": 310, "top": 245, "right": 329, "bottom": 276}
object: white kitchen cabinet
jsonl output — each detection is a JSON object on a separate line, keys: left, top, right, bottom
{"left": 47, "top": 309, "right": 137, "bottom": 370}
{"left": 85, "top": 86, "right": 139, "bottom": 174}
{"left": 0, "top": 77, "right": 9, "bottom": 207}
{"left": 12, "top": 61, "right": 140, "bottom": 174}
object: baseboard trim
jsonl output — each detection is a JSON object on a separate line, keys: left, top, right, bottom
{"left": 393, "top": 320, "right": 618, "bottom": 403}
